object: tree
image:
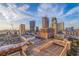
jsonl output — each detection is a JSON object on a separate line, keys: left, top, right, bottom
{"left": 67, "top": 40, "right": 78, "bottom": 56}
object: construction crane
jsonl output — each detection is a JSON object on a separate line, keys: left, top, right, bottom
{"left": 9, "top": 23, "right": 14, "bottom": 35}
{"left": 11, "top": 24, "right": 14, "bottom": 31}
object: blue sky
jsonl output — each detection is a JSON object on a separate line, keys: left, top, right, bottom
{"left": 0, "top": 3, "right": 79, "bottom": 30}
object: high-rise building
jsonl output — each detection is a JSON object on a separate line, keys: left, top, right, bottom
{"left": 36, "top": 26, "right": 39, "bottom": 32}
{"left": 51, "top": 17, "right": 57, "bottom": 34}
{"left": 19, "top": 24, "right": 26, "bottom": 35}
{"left": 37, "top": 16, "right": 54, "bottom": 39}
{"left": 57, "top": 22, "right": 64, "bottom": 32}
{"left": 42, "top": 16, "right": 49, "bottom": 28}
{"left": 30, "top": 21, "right": 35, "bottom": 32}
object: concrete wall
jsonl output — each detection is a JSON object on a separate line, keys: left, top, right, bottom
{"left": 32, "top": 39, "right": 71, "bottom": 56}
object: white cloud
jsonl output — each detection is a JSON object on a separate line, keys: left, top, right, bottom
{"left": 61, "top": 5, "right": 79, "bottom": 28}
{"left": 0, "top": 3, "right": 33, "bottom": 22}
{"left": 63, "top": 6, "right": 79, "bottom": 17}
{"left": 0, "top": 3, "right": 33, "bottom": 30}
{"left": 64, "top": 17, "right": 79, "bottom": 29}
{"left": 18, "top": 4, "right": 29, "bottom": 12}
{"left": 0, "top": 3, "right": 79, "bottom": 30}
{"left": 37, "top": 3, "right": 65, "bottom": 18}
{"left": 37, "top": 3, "right": 79, "bottom": 29}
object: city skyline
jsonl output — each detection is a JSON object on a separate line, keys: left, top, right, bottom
{"left": 0, "top": 3, "right": 79, "bottom": 30}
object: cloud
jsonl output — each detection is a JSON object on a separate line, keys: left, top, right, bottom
{"left": 0, "top": 3, "right": 34, "bottom": 24}
{"left": 0, "top": 3, "right": 79, "bottom": 30}
{"left": 37, "top": 3, "right": 79, "bottom": 29}
{"left": 18, "top": 4, "right": 29, "bottom": 12}
{"left": 65, "top": 18, "right": 79, "bottom": 29}
{"left": 37, "top": 3, "right": 65, "bottom": 18}
{"left": 63, "top": 6, "right": 79, "bottom": 17}
{"left": 61, "top": 5, "right": 79, "bottom": 29}
{"left": 0, "top": 3, "right": 33, "bottom": 30}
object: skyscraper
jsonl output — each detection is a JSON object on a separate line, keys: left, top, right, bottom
{"left": 30, "top": 20, "right": 35, "bottom": 32}
{"left": 57, "top": 22, "right": 64, "bottom": 32}
{"left": 51, "top": 17, "right": 57, "bottom": 34}
{"left": 36, "top": 26, "right": 39, "bottom": 32}
{"left": 37, "top": 16, "right": 54, "bottom": 39}
{"left": 42, "top": 16, "right": 49, "bottom": 29}
{"left": 19, "top": 24, "right": 26, "bottom": 35}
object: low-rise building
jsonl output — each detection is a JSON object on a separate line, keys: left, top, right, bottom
{"left": 37, "top": 28, "right": 54, "bottom": 39}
